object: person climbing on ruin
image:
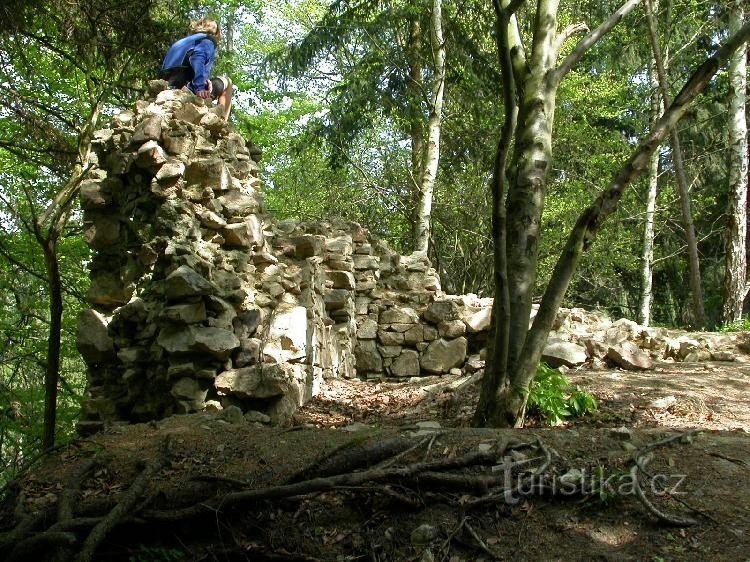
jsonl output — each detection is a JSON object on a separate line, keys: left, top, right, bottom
{"left": 161, "top": 18, "right": 233, "bottom": 121}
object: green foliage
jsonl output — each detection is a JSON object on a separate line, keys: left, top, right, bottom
{"left": 527, "top": 364, "right": 597, "bottom": 426}
{"left": 717, "top": 318, "right": 750, "bottom": 333}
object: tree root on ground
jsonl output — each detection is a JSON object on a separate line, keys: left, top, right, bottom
{"left": 0, "top": 431, "right": 705, "bottom": 560}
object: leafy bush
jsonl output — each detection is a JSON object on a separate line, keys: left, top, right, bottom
{"left": 527, "top": 363, "right": 597, "bottom": 425}
{"left": 717, "top": 317, "right": 750, "bottom": 332}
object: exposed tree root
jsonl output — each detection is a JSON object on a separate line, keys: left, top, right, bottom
{"left": 76, "top": 455, "right": 168, "bottom": 562}
{"left": 0, "top": 431, "right": 706, "bottom": 560}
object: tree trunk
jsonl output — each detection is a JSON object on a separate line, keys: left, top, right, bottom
{"left": 475, "top": 0, "right": 750, "bottom": 427}
{"left": 225, "top": 6, "right": 236, "bottom": 54}
{"left": 639, "top": 61, "right": 660, "bottom": 327}
{"left": 721, "top": 0, "right": 748, "bottom": 325}
{"left": 475, "top": 0, "right": 564, "bottom": 427}
{"left": 413, "top": 0, "right": 446, "bottom": 255}
{"left": 645, "top": 0, "right": 706, "bottom": 328}
{"left": 473, "top": 0, "right": 518, "bottom": 426}
{"left": 41, "top": 238, "right": 62, "bottom": 450}
{"left": 38, "top": 102, "right": 100, "bottom": 450}
{"left": 407, "top": 17, "right": 424, "bottom": 247}
{"left": 503, "top": 0, "right": 560, "bottom": 371}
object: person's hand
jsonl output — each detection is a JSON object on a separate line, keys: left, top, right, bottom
{"left": 196, "top": 80, "right": 212, "bottom": 99}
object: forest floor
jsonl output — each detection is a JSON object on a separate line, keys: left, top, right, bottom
{"left": 2, "top": 361, "right": 749, "bottom": 562}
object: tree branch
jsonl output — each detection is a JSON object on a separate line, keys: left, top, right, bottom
{"left": 554, "top": 0, "right": 642, "bottom": 83}
{"left": 515, "top": 18, "right": 750, "bottom": 401}
{"left": 553, "top": 23, "right": 589, "bottom": 59}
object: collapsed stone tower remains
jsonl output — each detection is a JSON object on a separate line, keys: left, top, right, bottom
{"left": 76, "top": 81, "right": 493, "bottom": 432}
{"left": 76, "top": 82, "right": 739, "bottom": 432}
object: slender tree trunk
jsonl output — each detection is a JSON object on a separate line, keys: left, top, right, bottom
{"left": 645, "top": 0, "right": 706, "bottom": 327}
{"left": 477, "top": 3, "right": 750, "bottom": 427}
{"left": 225, "top": 6, "right": 236, "bottom": 54}
{"left": 504, "top": 0, "right": 560, "bottom": 371}
{"left": 407, "top": 17, "right": 425, "bottom": 246}
{"left": 474, "top": 0, "right": 518, "bottom": 426}
{"left": 721, "top": 1, "right": 748, "bottom": 325}
{"left": 639, "top": 61, "right": 661, "bottom": 326}
{"left": 41, "top": 239, "right": 62, "bottom": 450}
{"left": 38, "top": 102, "right": 100, "bottom": 449}
{"left": 414, "top": 0, "right": 446, "bottom": 255}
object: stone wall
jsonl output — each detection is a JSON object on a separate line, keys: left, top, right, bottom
{"left": 76, "top": 82, "right": 492, "bottom": 431}
{"left": 77, "top": 83, "right": 743, "bottom": 432}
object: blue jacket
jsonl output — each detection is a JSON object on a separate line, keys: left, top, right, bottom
{"left": 161, "top": 33, "right": 216, "bottom": 93}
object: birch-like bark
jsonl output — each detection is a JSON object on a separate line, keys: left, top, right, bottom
{"left": 504, "top": 0, "right": 560, "bottom": 369}
{"left": 491, "top": 19, "right": 750, "bottom": 427}
{"left": 645, "top": 0, "right": 706, "bottom": 328}
{"left": 408, "top": 17, "right": 424, "bottom": 246}
{"left": 639, "top": 61, "right": 661, "bottom": 326}
{"left": 413, "top": 0, "right": 446, "bottom": 255}
{"left": 476, "top": 0, "right": 643, "bottom": 427}
{"left": 721, "top": 1, "right": 749, "bottom": 324}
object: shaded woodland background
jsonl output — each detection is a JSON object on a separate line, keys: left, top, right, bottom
{"left": 0, "top": 0, "right": 748, "bottom": 486}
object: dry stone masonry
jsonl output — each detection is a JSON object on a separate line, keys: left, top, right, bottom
{"left": 76, "top": 82, "right": 746, "bottom": 433}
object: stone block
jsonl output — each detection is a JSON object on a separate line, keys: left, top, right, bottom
{"left": 221, "top": 216, "right": 263, "bottom": 248}
{"left": 264, "top": 305, "right": 309, "bottom": 363}
{"left": 380, "top": 307, "right": 419, "bottom": 325}
{"left": 378, "top": 329, "right": 404, "bottom": 346}
{"left": 327, "top": 270, "right": 356, "bottom": 290}
{"left": 378, "top": 345, "right": 402, "bottom": 358}
{"left": 326, "top": 235, "right": 353, "bottom": 257}
{"left": 77, "top": 309, "right": 115, "bottom": 364}
{"left": 404, "top": 325, "right": 424, "bottom": 345}
{"left": 84, "top": 214, "right": 120, "bottom": 250}
{"left": 354, "top": 339, "right": 383, "bottom": 372}
{"left": 541, "top": 341, "right": 587, "bottom": 368}
{"left": 157, "top": 325, "right": 239, "bottom": 360}
{"left": 294, "top": 235, "right": 325, "bottom": 258}
{"left": 438, "top": 320, "right": 466, "bottom": 338}
{"left": 217, "top": 190, "right": 262, "bottom": 217}
{"left": 234, "top": 337, "right": 262, "bottom": 367}
{"left": 389, "top": 349, "right": 420, "bottom": 378}
{"left": 423, "top": 299, "right": 460, "bottom": 323}
{"left": 353, "top": 254, "right": 380, "bottom": 270}
{"left": 324, "top": 289, "right": 351, "bottom": 311}
{"left": 420, "top": 337, "right": 468, "bottom": 374}
{"left": 164, "top": 265, "right": 216, "bottom": 300}
{"left": 131, "top": 115, "right": 163, "bottom": 144}
{"left": 135, "top": 139, "right": 167, "bottom": 169}
{"left": 606, "top": 341, "right": 653, "bottom": 371}
{"left": 161, "top": 301, "right": 207, "bottom": 324}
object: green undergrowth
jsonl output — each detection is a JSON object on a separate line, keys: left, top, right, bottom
{"left": 528, "top": 363, "right": 598, "bottom": 426}
{"left": 717, "top": 317, "right": 750, "bottom": 333}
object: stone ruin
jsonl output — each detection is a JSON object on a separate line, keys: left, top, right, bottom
{"left": 75, "top": 81, "right": 496, "bottom": 432}
{"left": 76, "top": 82, "right": 746, "bottom": 433}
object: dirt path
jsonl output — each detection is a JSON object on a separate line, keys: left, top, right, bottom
{"left": 567, "top": 361, "right": 750, "bottom": 432}
{"left": 293, "top": 360, "right": 750, "bottom": 433}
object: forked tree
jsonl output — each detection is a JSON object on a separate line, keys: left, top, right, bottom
{"left": 473, "top": 0, "right": 750, "bottom": 427}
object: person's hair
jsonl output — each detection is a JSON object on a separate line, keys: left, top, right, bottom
{"left": 190, "top": 18, "right": 221, "bottom": 44}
